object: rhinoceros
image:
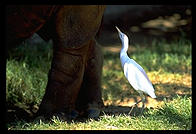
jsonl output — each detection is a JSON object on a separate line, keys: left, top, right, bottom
{"left": 6, "top": 5, "right": 106, "bottom": 119}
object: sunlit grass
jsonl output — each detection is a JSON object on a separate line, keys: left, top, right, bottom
{"left": 6, "top": 38, "right": 192, "bottom": 130}
{"left": 8, "top": 95, "right": 191, "bottom": 130}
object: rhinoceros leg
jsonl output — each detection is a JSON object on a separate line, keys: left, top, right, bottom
{"left": 37, "top": 41, "right": 91, "bottom": 118}
{"left": 37, "top": 5, "right": 105, "bottom": 118}
{"left": 75, "top": 40, "right": 104, "bottom": 118}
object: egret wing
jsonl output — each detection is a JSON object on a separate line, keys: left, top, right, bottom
{"left": 129, "top": 59, "right": 152, "bottom": 83}
{"left": 123, "top": 60, "right": 156, "bottom": 98}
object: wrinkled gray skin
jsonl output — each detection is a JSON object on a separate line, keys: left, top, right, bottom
{"left": 6, "top": 5, "right": 106, "bottom": 120}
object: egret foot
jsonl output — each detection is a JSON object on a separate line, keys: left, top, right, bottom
{"left": 128, "top": 92, "right": 146, "bottom": 115}
{"left": 128, "top": 99, "right": 142, "bottom": 115}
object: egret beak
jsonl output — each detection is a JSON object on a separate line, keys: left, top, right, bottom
{"left": 115, "top": 26, "right": 122, "bottom": 33}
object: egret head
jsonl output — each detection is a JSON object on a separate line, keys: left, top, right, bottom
{"left": 115, "top": 26, "right": 129, "bottom": 51}
{"left": 116, "top": 26, "right": 129, "bottom": 42}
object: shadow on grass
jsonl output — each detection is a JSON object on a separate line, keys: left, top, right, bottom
{"left": 7, "top": 104, "right": 38, "bottom": 124}
{"left": 102, "top": 105, "right": 151, "bottom": 117}
{"left": 102, "top": 79, "right": 191, "bottom": 105}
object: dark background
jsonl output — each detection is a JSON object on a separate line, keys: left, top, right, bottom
{"left": 26, "top": 5, "right": 192, "bottom": 46}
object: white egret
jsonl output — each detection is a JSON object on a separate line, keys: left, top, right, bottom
{"left": 115, "top": 26, "right": 156, "bottom": 114}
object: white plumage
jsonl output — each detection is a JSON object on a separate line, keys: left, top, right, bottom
{"left": 116, "top": 26, "right": 156, "bottom": 114}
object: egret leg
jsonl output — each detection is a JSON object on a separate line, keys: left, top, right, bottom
{"left": 128, "top": 99, "right": 142, "bottom": 115}
{"left": 128, "top": 91, "right": 146, "bottom": 115}
{"left": 139, "top": 92, "right": 146, "bottom": 115}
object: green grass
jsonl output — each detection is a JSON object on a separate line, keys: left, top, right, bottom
{"left": 6, "top": 38, "right": 192, "bottom": 130}
{"left": 7, "top": 95, "right": 191, "bottom": 130}
{"left": 6, "top": 42, "right": 52, "bottom": 106}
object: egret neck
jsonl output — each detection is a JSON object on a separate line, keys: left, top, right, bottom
{"left": 120, "top": 35, "right": 129, "bottom": 68}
